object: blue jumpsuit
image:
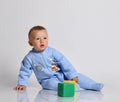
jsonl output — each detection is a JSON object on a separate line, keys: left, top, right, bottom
{"left": 18, "top": 47, "right": 103, "bottom": 91}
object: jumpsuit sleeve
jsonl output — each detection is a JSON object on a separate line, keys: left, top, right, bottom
{"left": 52, "top": 48, "right": 78, "bottom": 80}
{"left": 17, "top": 55, "right": 32, "bottom": 86}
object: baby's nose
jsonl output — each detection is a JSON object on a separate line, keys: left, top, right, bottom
{"left": 40, "top": 39, "right": 44, "bottom": 43}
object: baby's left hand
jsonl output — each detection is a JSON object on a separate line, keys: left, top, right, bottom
{"left": 72, "top": 77, "right": 79, "bottom": 83}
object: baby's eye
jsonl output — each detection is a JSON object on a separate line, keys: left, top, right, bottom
{"left": 35, "top": 38, "right": 40, "bottom": 40}
{"left": 44, "top": 37, "right": 47, "bottom": 40}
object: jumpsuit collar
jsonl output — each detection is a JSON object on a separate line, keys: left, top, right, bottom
{"left": 31, "top": 47, "right": 49, "bottom": 53}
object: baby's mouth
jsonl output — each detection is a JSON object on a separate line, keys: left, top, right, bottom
{"left": 40, "top": 44, "right": 44, "bottom": 48}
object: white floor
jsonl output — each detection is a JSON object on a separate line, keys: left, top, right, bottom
{"left": 1, "top": 82, "right": 120, "bottom": 102}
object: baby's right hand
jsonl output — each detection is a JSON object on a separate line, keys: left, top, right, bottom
{"left": 14, "top": 85, "right": 26, "bottom": 91}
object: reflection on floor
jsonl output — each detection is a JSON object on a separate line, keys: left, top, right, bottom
{"left": 17, "top": 89, "right": 103, "bottom": 102}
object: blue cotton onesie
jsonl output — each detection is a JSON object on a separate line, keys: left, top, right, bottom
{"left": 18, "top": 47, "right": 103, "bottom": 91}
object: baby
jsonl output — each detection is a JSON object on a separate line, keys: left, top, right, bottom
{"left": 14, "top": 25, "right": 104, "bottom": 91}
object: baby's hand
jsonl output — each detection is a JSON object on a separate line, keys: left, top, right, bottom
{"left": 14, "top": 85, "right": 26, "bottom": 91}
{"left": 72, "top": 77, "right": 79, "bottom": 83}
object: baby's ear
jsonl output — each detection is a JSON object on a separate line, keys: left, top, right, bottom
{"left": 28, "top": 41, "right": 33, "bottom": 46}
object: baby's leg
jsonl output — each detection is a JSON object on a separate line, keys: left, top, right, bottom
{"left": 41, "top": 77, "right": 61, "bottom": 91}
{"left": 77, "top": 73, "right": 104, "bottom": 91}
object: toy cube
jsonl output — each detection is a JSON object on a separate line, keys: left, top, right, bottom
{"left": 58, "top": 83, "right": 75, "bottom": 97}
{"left": 64, "top": 80, "right": 76, "bottom": 91}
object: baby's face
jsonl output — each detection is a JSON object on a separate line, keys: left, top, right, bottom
{"left": 29, "top": 30, "right": 48, "bottom": 52}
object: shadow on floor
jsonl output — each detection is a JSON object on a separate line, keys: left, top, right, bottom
{"left": 17, "top": 89, "right": 103, "bottom": 102}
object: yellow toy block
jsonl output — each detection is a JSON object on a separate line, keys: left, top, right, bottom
{"left": 64, "top": 80, "right": 76, "bottom": 84}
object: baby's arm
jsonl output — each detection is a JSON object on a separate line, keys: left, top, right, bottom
{"left": 14, "top": 85, "right": 26, "bottom": 91}
{"left": 14, "top": 55, "right": 32, "bottom": 91}
{"left": 52, "top": 48, "right": 78, "bottom": 80}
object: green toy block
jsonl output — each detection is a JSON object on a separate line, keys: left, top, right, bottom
{"left": 58, "top": 83, "right": 75, "bottom": 97}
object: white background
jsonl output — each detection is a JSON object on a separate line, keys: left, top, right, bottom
{"left": 0, "top": 0, "right": 120, "bottom": 100}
